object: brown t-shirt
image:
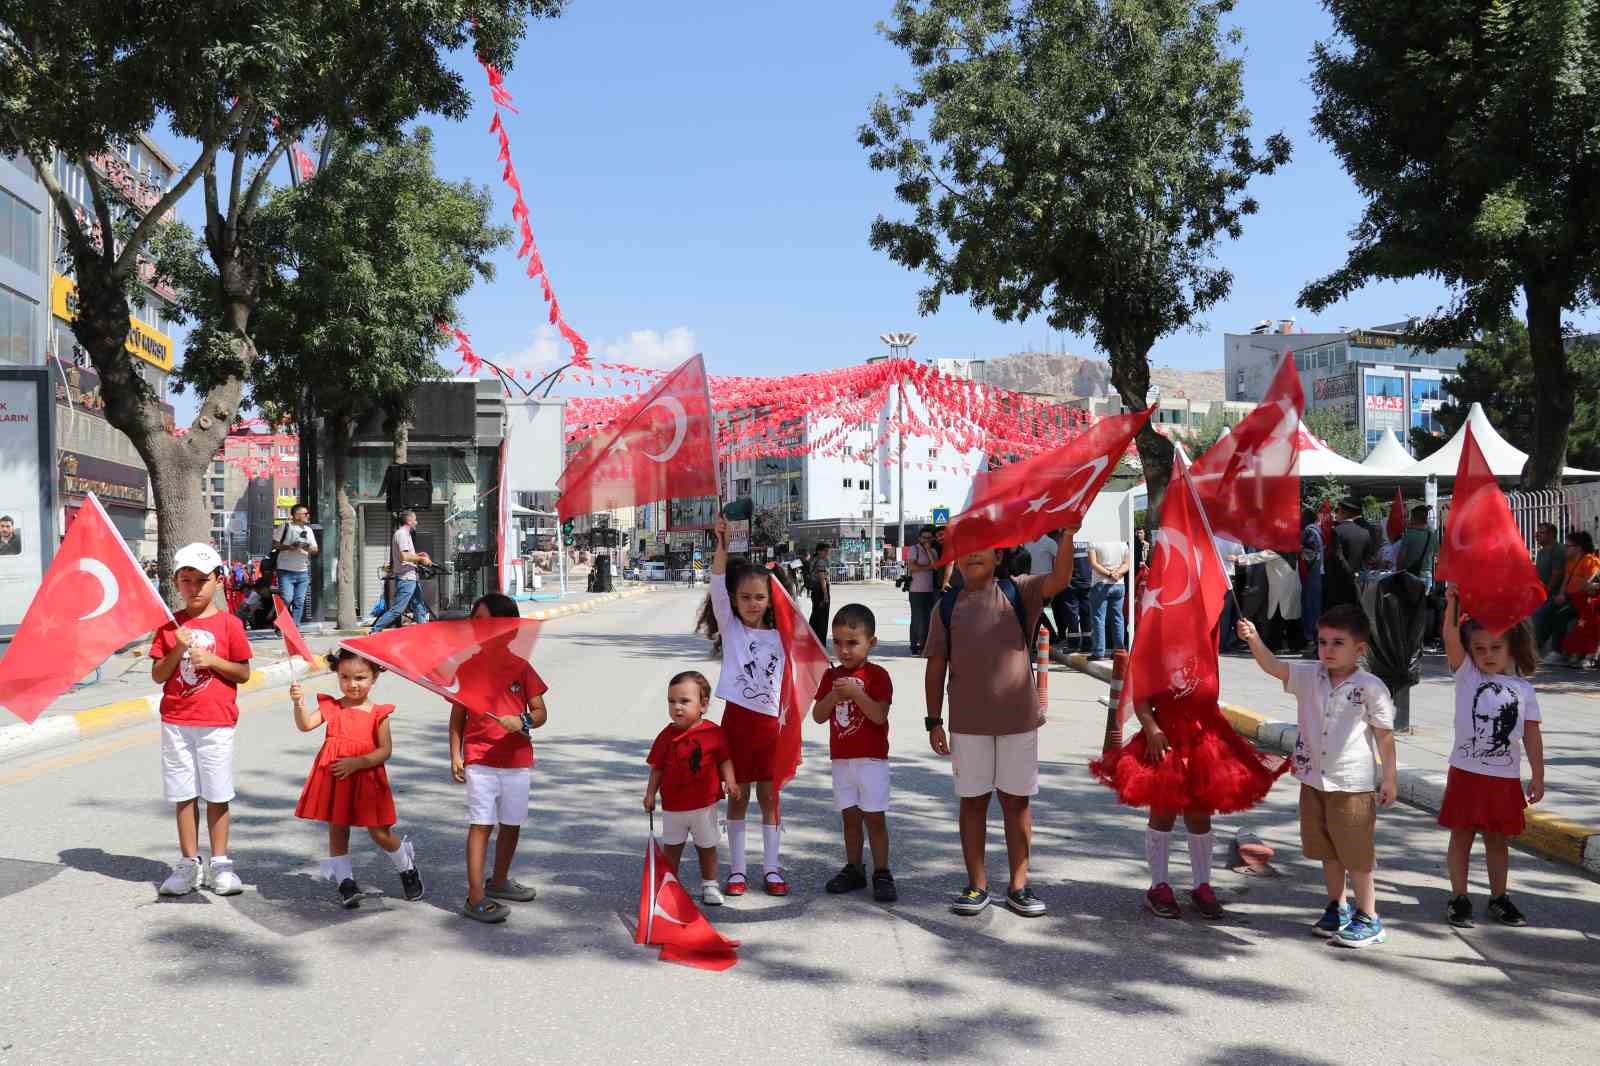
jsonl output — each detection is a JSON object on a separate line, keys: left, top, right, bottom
{"left": 924, "top": 574, "right": 1046, "bottom": 736}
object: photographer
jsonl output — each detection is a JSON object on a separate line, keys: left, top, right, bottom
{"left": 274, "top": 503, "right": 319, "bottom": 624}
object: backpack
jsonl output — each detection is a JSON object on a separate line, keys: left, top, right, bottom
{"left": 937, "top": 577, "right": 1035, "bottom": 670}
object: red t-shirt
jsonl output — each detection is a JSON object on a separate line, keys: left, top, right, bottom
{"left": 148, "top": 610, "right": 251, "bottom": 727}
{"left": 461, "top": 663, "right": 547, "bottom": 769}
{"left": 646, "top": 719, "right": 731, "bottom": 812}
{"left": 813, "top": 662, "right": 893, "bottom": 760}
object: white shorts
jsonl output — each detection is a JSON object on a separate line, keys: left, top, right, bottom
{"left": 950, "top": 730, "right": 1039, "bottom": 798}
{"left": 661, "top": 804, "right": 720, "bottom": 849}
{"left": 465, "top": 764, "right": 532, "bottom": 826}
{"left": 831, "top": 758, "right": 891, "bottom": 813}
{"left": 160, "top": 723, "right": 236, "bottom": 803}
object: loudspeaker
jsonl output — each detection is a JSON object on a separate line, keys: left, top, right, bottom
{"left": 384, "top": 463, "right": 433, "bottom": 512}
{"left": 412, "top": 530, "right": 436, "bottom": 561}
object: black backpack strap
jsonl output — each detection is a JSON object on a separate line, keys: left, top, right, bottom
{"left": 937, "top": 587, "right": 960, "bottom": 657}
{"left": 996, "top": 577, "right": 1034, "bottom": 653}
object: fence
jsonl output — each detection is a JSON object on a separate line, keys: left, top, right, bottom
{"left": 1436, "top": 483, "right": 1600, "bottom": 558}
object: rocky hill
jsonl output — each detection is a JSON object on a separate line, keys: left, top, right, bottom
{"left": 968, "top": 351, "right": 1224, "bottom": 402}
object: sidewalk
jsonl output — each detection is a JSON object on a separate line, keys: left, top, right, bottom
{"left": 1066, "top": 649, "right": 1600, "bottom": 875}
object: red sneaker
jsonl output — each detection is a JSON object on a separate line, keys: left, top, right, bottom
{"left": 1145, "top": 882, "right": 1181, "bottom": 919}
{"left": 1190, "top": 883, "right": 1225, "bottom": 920}
{"left": 763, "top": 871, "right": 790, "bottom": 896}
{"left": 724, "top": 873, "right": 748, "bottom": 897}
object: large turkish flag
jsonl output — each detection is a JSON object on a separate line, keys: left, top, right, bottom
{"left": 1190, "top": 353, "right": 1304, "bottom": 551}
{"left": 636, "top": 835, "right": 739, "bottom": 970}
{"left": 0, "top": 494, "right": 173, "bottom": 723}
{"left": 557, "top": 354, "right": 717, "bottom": 520}
{"left": 769, "top": 578, "right": 831, "bottom": 791}
{"left": 339, "top": 617, "right": 543, "bottom": 712}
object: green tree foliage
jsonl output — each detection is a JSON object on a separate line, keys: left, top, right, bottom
{"left": 1303, "top": 407, "right": 1364, "bottom": 462}
{"left": 750, "top": 507, "right": 788, "bottom": 549}
{"left": 1410, "top": 319, "right": 1600, "bottom": 470}
{"left": 1303, "top": 477, "right": 1349, "bottom": 515}
{"left": 1187, "top": 406, "right": 1245, "bottom": 462}
{"left": 859, "top": 0, "right": 1289, "bottom": 518}
{"left": 0, "top": 1, "right": 561, "bottom": 577}
{"left": 1300, "top": 1, "right": 1600, "bottom": 489}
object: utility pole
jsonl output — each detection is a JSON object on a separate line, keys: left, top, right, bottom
{"left": 879, "top": 332, "right": 917, "bottom": 575}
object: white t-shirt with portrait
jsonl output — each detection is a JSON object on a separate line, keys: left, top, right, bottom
{"left": 710, "top": 577, "right": 785, "bottom": 717}
{"left": 1450, "top": 660, "right": 1540, "bottom": 779}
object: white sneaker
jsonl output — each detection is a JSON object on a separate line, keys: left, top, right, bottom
{"left": 702, "top": 881, "right": 724, "bottom": 907}
{"left": 206, "top": 856, "right": 243, "bottom": 896}
{"left": 159, "top": 856, "right": 203, "bottom": 896}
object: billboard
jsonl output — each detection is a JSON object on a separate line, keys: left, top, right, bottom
{"left": 504, "top": 398, "right": 566, "bottom": 494}
{"left": 0, "top": 368, "right": 55, "bottom": 634}
{"left": 1362, "top": 369, "right": 1408, "bottom": 442}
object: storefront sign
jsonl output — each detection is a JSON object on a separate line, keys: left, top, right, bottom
{"left": 1313, "top": 374, "right": 1356, "bottom": 400}
{"left": 1349, "top": 330, "right": 1400, "bottom": 350}
{"left": 1364, "top": 393, "right": 1405, "bottom": 412}
{"left": 50, "top": 273, "right": 174, "bottom": 372}
{"left": 667, "top": 495, "right": 718, "bottom": 531}
{"left": 59, "top": 451, "right": 148, "bottom": 510}
{"left": 0, "top": 368, "right": 54, "bottom": 633}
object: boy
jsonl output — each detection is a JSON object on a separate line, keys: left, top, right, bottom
{"left": 925, "top": 537, "right": 1077, "bottom": 917}
{"left": 812, "top": 603, "right": 896, "bottom": 902}
{"left": 149, "top": 543, "right": 252, "bottom": 896}
{"left": 450, "top": 592, "right": 549, "bottom": 924}
{"left": 1237, "top": 605, "right": 1398, "bottom": 947}
{"left": 644, "top": 671, "right": 741, "bottom": 905}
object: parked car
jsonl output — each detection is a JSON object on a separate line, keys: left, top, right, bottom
{"left": 643, "top": 561, "right": 669, "bottom": 581}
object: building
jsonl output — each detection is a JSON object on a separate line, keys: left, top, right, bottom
{"left": 203, "top": 426, "right": 300, "bottom": 561}
{"left": 1225, "top": 320, "right": 1467, "bottom": 457}
{"left": 1, "top": 150, "right": 49, "bottom": 374}
{"left": 1064, "top": 393, "right": 1255, "bottom": 439}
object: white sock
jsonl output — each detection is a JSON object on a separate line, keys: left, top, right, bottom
{"left": 386, "top": 836, "right": 415, "bottom": 872}
{"left": 702, "top": 879, "right": 719, "bottom": 891}
{"left": 1145, "top": 828, "right": 1171, "bottom": 887}
{"left": 320, "top": 855, "right": 354, "bottom": 883}
{"left": 762, "top": 823, "right": 782, "bottom": 875}
{"left": 1188, "top": 832, "right": 1215, "bottom": 889}
{"left": 727, "top": 821, "right": 748, "bottom": 879}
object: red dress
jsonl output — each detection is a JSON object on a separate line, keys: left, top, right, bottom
{"left": 295, "top": 696, "right": 398, "bottom": 827}
{"left": 1090, "top": 682, "right": 1287, "bottom": 815}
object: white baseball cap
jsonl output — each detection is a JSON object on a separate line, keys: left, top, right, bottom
{"left": 172, "top": 543, "right": 225, "bottom": 576}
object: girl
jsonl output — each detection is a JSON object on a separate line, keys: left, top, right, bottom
{"left": 1440, "top": 586, "right": 1545, "bottom": 927}
{"left": 695, "top": 514, "right": 790, "bottom": 897}
{"left": 291, "top": 649, "right": 423, "bottom": 908}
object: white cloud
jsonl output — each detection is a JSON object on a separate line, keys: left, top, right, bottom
{"left": 601, "top": 327, "right": 697, "bottom": 368}
{"left": 492, "top": 324, "right": 565, "bottom": 377}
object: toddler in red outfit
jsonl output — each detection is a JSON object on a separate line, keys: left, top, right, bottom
{"left": 644, "top": 671, "right": 742, "bottom": 906}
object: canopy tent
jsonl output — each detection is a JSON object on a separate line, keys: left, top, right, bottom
{"left": 1362, "top": 429, "right": 1415, "bottom": 473}
{"left": 1402, "top": 402, "right": 1599, "bottom": 479}
{"left": 1293, "top": 422, "right": 1422, "bottom": 480}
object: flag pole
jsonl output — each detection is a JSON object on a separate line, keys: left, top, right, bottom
{"left": 1176, "top": 443, "right": 1244, "bottom": 634}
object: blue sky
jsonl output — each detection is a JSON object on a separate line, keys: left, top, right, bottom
{"left": 161, "top": 1, "right": 1600, "bottom": 400}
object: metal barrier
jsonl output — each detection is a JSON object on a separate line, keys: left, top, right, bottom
{"left": 1436, "top": 486, "right": 1597, "bottom": 558}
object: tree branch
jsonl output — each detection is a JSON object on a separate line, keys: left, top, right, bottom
{"left": 19, "top": 138, "right": 90, "bottom": 264}
{"left": 77, "top": 153, "right": 117, "bottom": 270}
{"left": 223, "top": 101, "right": 257, "bottom": 246}
{"left": 238, "top": 131, "right": 299, "bottom": 230}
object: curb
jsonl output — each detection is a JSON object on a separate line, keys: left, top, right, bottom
{"left": 0, "top": 587, "right": 656, "bottom": 767}
{"left": 1060, "top": 655, "right": 1600, "bottom": 876}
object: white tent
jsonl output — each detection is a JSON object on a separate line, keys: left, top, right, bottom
{"left": 1362, "top": 428, "right": 1414, "bottom": 473}
{"left": 1293, "top": 421, "right": 1398, "bottom": 479}
{"left": 1403, "top": 402, "right": 1599, "bottom": 478}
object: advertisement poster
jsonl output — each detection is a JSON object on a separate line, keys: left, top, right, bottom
{"left": 0, "top": 369, "right": 54, "bottom": 634}
{"left": 1362, "top": 370, "right": 1407, "bottom": 441}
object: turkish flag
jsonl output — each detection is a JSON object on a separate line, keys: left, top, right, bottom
{"left": 636, "top": 835, "right": 739, "bottom": 971}
{"left": 769, "top": 578, "right": 831, "bottom": 791}
{"left": 0, "top": 494, "right": 173, "bottom": 723}
{"left": 338, "top": 617, "right": 542, "bottom": 710}
{"left": 272, "top": 596, "right": 315, "bottom": 666}
{"left": 1386, "top": 486, "right": 1406, "bottom": 543}
{"left": 939, "top": 407, "right": 1153, "bottom": 563}
{"left": 1433, "top": 425, "right": 1547, "bottom": 636}
{"left": 557, "top": 354, "right": 717, "bottom": 520}
{"left": 1125, "top": 449, "right": 1233, "bottom": 708}
{"left": 1190, "top": 354, "right": 1304, "bottom": 551}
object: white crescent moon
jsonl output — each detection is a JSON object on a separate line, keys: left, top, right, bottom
{"left": 441, "top": 677, "right": 461, "bottom": 696}
{"left": 79, "top": 558, "right": 120, "bottom": 620}
{"left": 640, "top": 396, "right": 689, "bottom": 463}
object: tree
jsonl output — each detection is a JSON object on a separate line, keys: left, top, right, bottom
{"left": 0, "top": 2, "right": 559, "bottom": 579}
{"left": 1303, "top": 476, "right": 1349, "bottom": 515}
{"left": 1409, "top": 319, "right": 1600, "bottom": 469}
{"left": 1187, "top": 406, "right": 1245, "bottom": 461}
{"left": 860, "top": 0, "right": 1289, "bottom": 518}
{"left": 1300, "top": 1, "right": 1600, "bottom": 489}
{"left": 750, "top": 507, "right": 788, "bottom": 550}
{"left": 1304, "top": 407, "right": 1364, "bottom": 462}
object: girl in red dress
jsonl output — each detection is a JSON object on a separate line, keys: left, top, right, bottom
{"left": 292, "top": 649, "right": 423, "bottom": 908}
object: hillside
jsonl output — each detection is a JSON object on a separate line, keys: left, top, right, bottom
{"left": 967, "top": 351, "right": 1224, "bottom": 402}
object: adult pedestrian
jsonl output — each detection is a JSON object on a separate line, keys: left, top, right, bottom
{"left": 274, "top": 503, "right": 319, "bottom": 625}
{"left": 906, "top": 526, "right": 942, "bottom": 655}
{"left": 1299, "top": 508, "right": 1324, "bottom": 653}
{"left": 1087, "top": 537, "right": 1129, "bottom": 660}
{"left": 1533, "top": 523, "right": 1564, "bottom": 600}
{"left": 1322, "top": 500, "right": 1374, "bottom": 611}
{"left": 1056, "top": 540, "right": 1094, "bottom": 652}
{"left": 1024, "top": 529, "right": 1062, "bottom": 640}
{"left": 1396, "top": 506, "right": 1437, "bottom": 580}
{"left": 806, "top": 542, "right": 832, "bottom": 644}
{"left": 371, "top": 510, "right": 433, "bottom": 633}
{"left": 1536, "top": 530, "right": 1600, "bottom": 659}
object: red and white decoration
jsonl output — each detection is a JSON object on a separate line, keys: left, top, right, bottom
{"left": 1189, "top": 353, "right": 1305, "bottom": 552}
{"left": 339, "top": 617, "right": 541, "bottom": 712}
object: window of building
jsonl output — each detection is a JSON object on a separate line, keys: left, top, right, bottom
{"left": 210, "top": 495, "right": 224, "bottom": 509}
{"left": 927, "top": 479, "right": 938, "bottom": 490}
{"left": 862, "top": 479, "right": 870, "bottom": 493}
{"left": 211, "top": 511, "right": 224, "bottom": 527}
{"left": 212, "top": 461, "right": 224, "bottom": 474}
{"left": 0, "top": 284, "right": 38, "bottom": 365}
{"left": 0, "top": 189, "right": 40, "bottom": 271}
{"left": 735, "top": 478, "right": 750, "bottom": 496}
{"left": 210, "top": 477, "right": 224, "bottom": 491}
{"left": 842, "top": 478, "right": 854, "bottom": 489}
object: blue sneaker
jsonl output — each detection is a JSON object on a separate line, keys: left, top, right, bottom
{"left": 1312, "top": 900, "right": 1352, "bottom": 937}
{"left": 1333, "top": 910, "right": 1387, "bottom": 948}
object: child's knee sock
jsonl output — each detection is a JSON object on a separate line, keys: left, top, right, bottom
{"left": 727, "top": 821, "right": 747, "bottom": 879}
{"left": 320, "top": 854, "right": 354, "bottom": 883}
{"left": 762, "top": 823, "right": 781, "bottom": 875}
{"left": 386, "top": 836, "right": 415, "bottom": 872}
{"left": 1144, "top": 828, "right": 1171, "bottom": 887}
{"left": 1187, "top": 832, "right": 1215, "bottom": 888}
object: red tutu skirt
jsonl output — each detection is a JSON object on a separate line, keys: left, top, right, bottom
{"left": 1090, "top": 693, "right": 1287, "bottom": 815}
{"left": 1437, "top": 766, "right": 1526, "bottom": 835}
{"left": 722, "top": 703, "right": 780, "bottom": 784}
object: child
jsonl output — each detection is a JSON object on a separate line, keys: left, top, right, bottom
{"left": 291, "top": 650, "right": 422, "bottom": 907}
{"left": 644, "top": 671, "right": 742, "bottom": 904}
{"left": 1237, "top": 606, "right": 1398, "bottom": 947}
{"left": 1439, "top": 586, "right": 1545, "bottom": 927}
{"left": 812, "top": 603, "right": 896, "bottom": 901}
{"left": 150, "top": 543, "right": 252, "bottom": 897}
{"left": 449, "top": 592, "right": 549, "bottom": 924}
{"left": 695, "top": 515, "right": 789, "bottom": 896}
{"left": 924, "top": 540, "right": 1076, "bottom": 918}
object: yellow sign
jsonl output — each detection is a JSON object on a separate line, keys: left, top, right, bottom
{"left": 50, "top": 273, "right": 175, "bottom": 373}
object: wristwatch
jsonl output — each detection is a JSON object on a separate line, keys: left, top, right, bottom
{"left": 519, "top": 709, "right": 535, "bottom": 735}
{"left": 924, "top": 716, "right": 944, "bottom": 732}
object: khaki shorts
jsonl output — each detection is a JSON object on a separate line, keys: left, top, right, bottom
{"left": 1299, "top": 784, "right": 1377, "bottom": 872}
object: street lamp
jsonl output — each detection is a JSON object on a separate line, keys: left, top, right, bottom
{"left": 879, "top": 333, "right": 917, "bottom": 578}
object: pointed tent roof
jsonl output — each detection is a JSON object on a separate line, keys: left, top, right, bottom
{"left": 1405, "top": 402, "right": 1599, "bottom": 478}
{"left": 1362, "top": 428, "right": 1414, "bottom": 473}
{"left": 1293, "top": 421, "right": 1386, "bottom": 479}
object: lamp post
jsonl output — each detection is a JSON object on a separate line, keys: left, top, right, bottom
{"left": 879, "top": 332, "right": 917, "bottom": 576}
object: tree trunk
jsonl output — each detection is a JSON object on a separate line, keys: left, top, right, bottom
{"left": 392, "top": 418, "right": 410, "bottom": 465}
{"left": 1107, "top": 337, "right": 1174, "bottom": 527}
{"left": 1522, "top": 283, "right": 1572, "bottom": 489}
{"left": 331, "top": 414, "right": 359, "bottom": 629}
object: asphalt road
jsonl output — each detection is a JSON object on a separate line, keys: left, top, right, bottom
{"left": 2, "top": 584, "right": 1596, "bottom": 1065}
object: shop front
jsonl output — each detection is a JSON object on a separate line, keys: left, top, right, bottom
{"left": 59, "top": 450, "right": 150, "bottom": 552}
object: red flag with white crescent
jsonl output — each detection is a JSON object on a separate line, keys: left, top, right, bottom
{"left": 557, "top": 354, "right": 717, "bottom": 520}
{"left": 0, "top": 494, "right": 174, "bottom": 723}
{"left": 769, "top": 578, "right": 831, "bottom": 792}
{"left": 1190, "top": 353, "right": 1305, "bottom": 551}
{"left": 637, "top": 835, "right": 739, "bottom": 970}
{"left": 272, "top": 595, "right": 316, "bottom": 665}
{"left": 338, "top": 618, "right": 543, "bottom": 713}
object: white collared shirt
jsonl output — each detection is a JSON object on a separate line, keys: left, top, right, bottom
{"left": 1283, "top": 662, "right": 1396, "bottom": 792}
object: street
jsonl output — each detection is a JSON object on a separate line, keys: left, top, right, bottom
{"left": 2, "top": 583, "right": 1596, "bottom": 1066}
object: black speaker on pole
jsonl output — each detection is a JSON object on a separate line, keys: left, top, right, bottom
{"left": 384, "top": 463, "right": 433, "bottom": 512}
